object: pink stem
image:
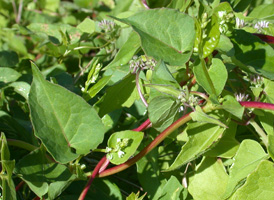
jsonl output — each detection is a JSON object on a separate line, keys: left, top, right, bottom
{"left": 98, "top": 113, "right": 192, "bottom": 177}
{"left": 240, "top": 101, "right": 274, "bottom": 110}
{"left": 79, "top": 156, "right": 107, "bottom": 200}
{"left": 253, "top": 33, "right": 274, "bottom": 44}
{"left": 132, "top": 119, "right": 151, "bottom": 132}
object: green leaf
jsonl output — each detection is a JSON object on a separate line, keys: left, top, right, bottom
{"left": 113, "top": 8, "right": 195, "bottom": 66}
{"left": 14, "top": 148, "right": 76, "bottom": 198}
{"left": 268, "top": 134, "right": 274, "bottom": 161}
{"left": 146, "top": 0, "right": 172, "bottom": 8}
{"left": 190, "top": 106, "right": 228, "bottom": 128}
{"left": 167, "top": 0, "right": 193, "bottom": 12}
{"left": 202, "top": 15, "right": 220, "bottom": 58}
{"left": 98, "top": 73, "right": 137, "bottom": 117}
{"left": 84, "top": 75, "right": 112, "bottom": 101}
{"left": 0, "top": 111, "right": 34, "bottom": 144}
{"left": 0, "top": 67, "right": 21, "bottom": 84}
{"left": 28, "top": 63, "right": 105, "bottom": 163}
{"left": 208, "top": 58, "right": 228, "bottom": 96}
{"left": 231, "top": 0, "right": 252, "bottom": 12}
{"left": 126, "top": 191, "right": 146, "bottom": 200}
{"left": 189, "top": 157, "right": 229, "bottom": 200}
{"left": 222, "top": 140, "right": 268, "bottom": 199}
{"left": 76, "top": 18, "right": 95, "bottom": 34}
{"left": 205, "top": 121, "right": 240, "bottom": 158}
{"left": 104, "top": 31, "right": 141, "bottom": 70}
{"left": 248, "top": 4, "right": 274, "bottom": 21}
{"left": 231, "top": 30, "right": 274, "bottom": 80}
{"left": 259, "top": 110, "right": 274, "bottom": 136}
{"left": 137, "top": 144, "right": 166, "bottom": 199}
{"left": 231, "top": 160, "right": 274, "bottom": 200}
{"left": 145, "top": 84, "right": 181, "bottom": 98}
{"left": 28, "top": 23, "right": 82, "bottom": 45}
{"left": 167, "top": 122, "right": 226, "bottom": 171}
{"left": 1, "top": 132, "right": 10, "bottom": 160}
{"left": 8, "top": 81, "right": 30, "bottom": 99}
{"left": 220, "top": 92, "right": 244, "bottom": 119}
{"left": 216, "top": 35, "right": 235, "bottom": 57}
{"left": 0, "top": 51, "right": 19, "bottom": 67}
{"left": 193, "top": 59, "right": 216, "bottom": 97}
{"left": 153, "top": 176, "right": 183, "bottom": 200}
{"left": 148, "top": 96, "right": 181, "bottom": 132}
{"left": 0, "top": 133, "right": 16, "bottom": 200}
{"left": 1, "top": 162, "right": 16, "bottom": 200}
{"left": 107, "top": 130, "right": 144, "bottom": 165}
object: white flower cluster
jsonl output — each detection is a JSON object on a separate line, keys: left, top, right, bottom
{"left": 236, "top": 17, "right": 245, "bottom": 28}
{"left": 177, "top": 89, "right": 199, "bottom": 111}
{"left": 218, "top": 11, "right": 234, "bottom": 33}
{"left": 129, "top": 55, "right": 157, "bottom": 74}
{"left": 98, "top": 19, "right": 116, "bottom": 33}
{"left": 235, "top": 93, "right": 249, "bottom": 102}
{"left": 106, "top": 138, "right": 130, "bottom": 159}
{"left": 254, "top": 21, "right": 269, "bottom": 32}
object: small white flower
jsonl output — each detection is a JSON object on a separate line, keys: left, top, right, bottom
{"left": 218, "top": 11, "right": 226, "bottom": 18}
{"left": 235, "top": 93, "right": 249, "bottom": 102}
{"left": 254, "top": 21, "right": 269, "bottom": 32}
{"left": 236, "top": 17, "right": 245, "bottom": 28}
{"left": 117, "top": 138, "right": 121, "bottom": 143}
{"left": 105, "top": 147, "right": 112, "bottom": 153}
{"left": 118, "top": 150, "right": 125, "bottom": 158}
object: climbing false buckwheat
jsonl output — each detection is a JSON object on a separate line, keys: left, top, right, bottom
{"left": 254, "top": 21, "right": 269, "bottom": 32}
{"left": 129, "top": 55, "right": 157, "bottom": 74}
{"left": 99, "top": 19, "right": 116, "bottom": 33}
{"left": 235, "top": 93, "right": 250, "bottom": 102}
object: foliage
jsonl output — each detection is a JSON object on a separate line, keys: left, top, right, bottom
{"left": 1, "top": 0, "right": 274, "bottom": 199}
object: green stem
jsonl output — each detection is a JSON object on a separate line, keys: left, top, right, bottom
{"left": 7, "top": 139, "right": 38, "bottom": 151}
{"left": 249, "top": 119, "right": 268, "bottom": 146}
{"left": 92, "top": 149, "right": 107, "bottom": 153}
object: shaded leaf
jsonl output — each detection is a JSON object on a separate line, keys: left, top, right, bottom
{"left": 0, "top": 51, "right": 19, "bottom": 67}
{"left": 15, "top": 148, "right": 76, "bottom": 198}
{"left": 98, "top": 73, "right": 137, "bottom": 117}
{"left": 231, "top": 30, "right": 274, "bottom": 80}
{"left": 137, "top": 144, "right": 166, "bottom": 199}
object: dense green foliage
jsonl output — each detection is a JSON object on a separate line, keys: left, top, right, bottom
{"left": 1, "top": 0, "right": 274, "bottom": 199}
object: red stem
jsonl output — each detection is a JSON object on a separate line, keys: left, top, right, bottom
{"left": 98, "top": 113, "right": 192, "bottom": 177}
{"left": 15, "top": 181, "right": 25, "bottom": 191}
{"left": 253, "top": 33, "right": 274, "bottom": 44}
{"left": 240, "top": 101, "right": 274, "bottom": 110}
{"left": 79, "top": 156, "right": 107, "bottom": 200}
{"left": 132, "top": 119, "right": 151, "bottom": 132}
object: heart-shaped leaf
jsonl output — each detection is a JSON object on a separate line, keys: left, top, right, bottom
{"left": 28, "top": 63, "right": 105, "bottom": 164}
